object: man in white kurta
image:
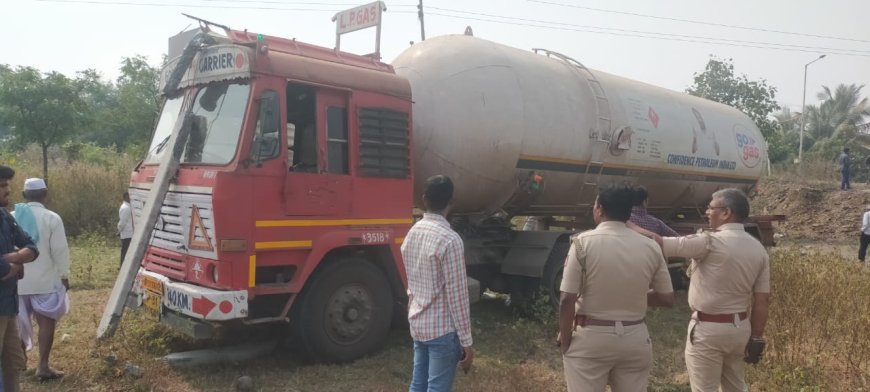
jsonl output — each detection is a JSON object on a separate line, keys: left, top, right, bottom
{"left": 117, "top": 191, "right": 133, "bottom": 267}
{"left": 12, "top": 178, "right": 70, "bottom": 381}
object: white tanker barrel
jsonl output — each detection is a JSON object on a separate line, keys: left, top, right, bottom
{"left": 392, "top": 35, "right": 766, "bottom": 216}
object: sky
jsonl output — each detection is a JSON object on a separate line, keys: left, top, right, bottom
{"left": 2, "top": 0, "right": 869, "bottom": 113}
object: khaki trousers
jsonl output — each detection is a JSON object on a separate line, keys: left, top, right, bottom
{"left": 685, "top": 318, "right": 751, "bottom": 392}
{"left": 562, "top": 323, "right": 652, "bottom": 392}
{"left": 0, "top": 315, "right": 25, "bottom": 392}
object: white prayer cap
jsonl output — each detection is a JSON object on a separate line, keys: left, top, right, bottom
{"left": 23, "top": 178, "right": 47, "bottom": 191}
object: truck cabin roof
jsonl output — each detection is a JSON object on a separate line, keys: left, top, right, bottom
{"left": 225, "top": 29, "right": 395, "bottom": 74}
{"left": 223, "top": 29, "right": 411, "bottom": 99}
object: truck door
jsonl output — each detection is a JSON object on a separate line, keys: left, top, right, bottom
{"left": 283, "top": 85, "right": 351, "bottom": 216}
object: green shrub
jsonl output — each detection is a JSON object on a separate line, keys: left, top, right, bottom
{"left": 1, "top": 144, "right": 137, "bottom": 237}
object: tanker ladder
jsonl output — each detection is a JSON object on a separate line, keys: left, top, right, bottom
{"left": 533, "top": 48, "right": 612, "bottom": 207}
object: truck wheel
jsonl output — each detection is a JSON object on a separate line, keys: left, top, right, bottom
{"left": 542, "top": 240, "right": 570, "bottom": 309}
{"left": 293, "top": 257, "right": 393, "bottom": 363}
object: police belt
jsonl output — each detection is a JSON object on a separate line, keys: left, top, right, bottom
{"left": 695, "top": 311, "right": 748, "bottom": 323}
{"left": 574, "top": 315, "right": 645, "bottom": 327}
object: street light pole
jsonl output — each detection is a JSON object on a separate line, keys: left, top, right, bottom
{"left": 418, "top": 0, "right": 426, "bottom": 41}
{"left": 798, "top": 54, "right": 826, "bottom": 165}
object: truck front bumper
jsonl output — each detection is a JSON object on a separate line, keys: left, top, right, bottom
{"left": 132, "top": 269, "right": 250, "bottom": 321}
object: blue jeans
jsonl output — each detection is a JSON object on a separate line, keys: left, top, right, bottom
{"left": 410, "top": 332, "right": 462, "bottom": 392}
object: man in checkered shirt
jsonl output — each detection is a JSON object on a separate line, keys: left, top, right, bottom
{"left": 629, "top": 186, "right": 679, "bottom": 237}
{"left": 401, "top": 175, "right": 473, "bottom": 392}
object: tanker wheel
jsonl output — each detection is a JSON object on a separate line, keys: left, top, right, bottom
{"left": 292, "top": 257, "right": 393, "bottom": 363}
{"left": 541, "top": 240, "right": 571, "bottom": 309}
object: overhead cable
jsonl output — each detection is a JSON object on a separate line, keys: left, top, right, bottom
{"left": 427, "top": 11, "right": 870, "bottom": 57}
{"left": 528, "top": 0, "right": 870, "bottom": 44}
{"left": 427, "top": 6, "right": 870, "bottom": 55}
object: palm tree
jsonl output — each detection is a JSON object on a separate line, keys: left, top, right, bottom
{"left": 807, "top": 84, "right": 870, "bottom": 143}
{"left": 798, "top": 84, "right": 870, "bottom": 162}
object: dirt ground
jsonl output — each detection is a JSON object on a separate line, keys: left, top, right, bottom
{"left": 752, "top": 177, "right": 870, "bottom": 243}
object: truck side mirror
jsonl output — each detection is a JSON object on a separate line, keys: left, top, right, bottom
{"left": 251, "top": 90, "right": 280, "bottom": 165}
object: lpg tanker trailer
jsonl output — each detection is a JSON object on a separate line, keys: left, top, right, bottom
{"left": 104, "top": 24, "right": 779, "bottom": 363}
{"left": 393, "top": 34, "right": 777, "bottom": 305}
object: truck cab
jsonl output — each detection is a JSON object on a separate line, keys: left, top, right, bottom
{"left": 129, "top": 28, "right": 413, "bottom": 362}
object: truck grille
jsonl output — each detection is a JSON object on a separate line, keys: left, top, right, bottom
{"left": 129, "top": 188, "right": 217, "bottom": 279}
{"left": 145, "top": 247, "right": 186, "bottom": 278}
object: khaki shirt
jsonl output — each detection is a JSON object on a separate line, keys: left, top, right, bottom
{"left": 560, "top": 221, "right": 673, "bottom": 321}
{"left": 662, "top": 223, "right": 770, "bottom": 314}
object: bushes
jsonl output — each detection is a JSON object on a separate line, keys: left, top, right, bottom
{"left": 749, "top": 248, "right": 870, "bottom": 390}
{"left": 0, "top": 144, "right": 137, "bottom": 237}
{"left": 771, "top": 149, "right": 870, "bottom": 184}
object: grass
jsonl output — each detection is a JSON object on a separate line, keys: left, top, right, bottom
{"left": 1, "top": 144, "right": 136, "bottom": 237}
{"left": 746, "top": 248, "right": 870, "bottom": 391}
{"left": 15, "top": 239, "right": 870, "bottom": 391}
{"left": 2, "top": 112, "right": 864, "bottom": 391}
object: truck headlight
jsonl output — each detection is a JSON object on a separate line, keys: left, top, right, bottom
{"left": 212, "top": 264, "right": 219, "bottom": 283}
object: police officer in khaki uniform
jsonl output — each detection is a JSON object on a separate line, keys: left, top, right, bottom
{"left": 661, "top": 188, "right": 770, "bottom": 392}
{"left": 558, "top": 184, "right": 675, "bottom": 392}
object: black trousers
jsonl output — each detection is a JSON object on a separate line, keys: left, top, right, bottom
{"left": 859, "top": 234, "right": 870, "bottom": 262}
{"left": 120, "top": 238, "right": 132, "bottom": 267}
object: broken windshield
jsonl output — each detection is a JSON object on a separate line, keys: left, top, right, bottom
{"left": 144, "top": 82, "right": 251, "bottom": 165}
{"left": 144, "top": 96, "right": 184, "bottom": 164}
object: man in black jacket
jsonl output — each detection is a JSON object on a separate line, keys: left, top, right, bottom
{"left": 0, "top": 165, "right": 39, "bottom": 392}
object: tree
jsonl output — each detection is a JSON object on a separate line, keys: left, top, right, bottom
{"left": 687, "top": 56, "right": 781, "bottom": 140}
{"left": 806, "top": 84, "right": 869, "bottom": 142}
{"left": 76, "top": 68, "right": 119, "bottom": 148}
{"left": 805, "top": 84, "right": 870, "bottom": 159}
{"left": 114, "top": 56, "right": 160, "bottom": 151}
{"left": 0, "top": 65, "right": 11, "bottom": 145}
{"left": 0, "top": 67, "right": 90, "bottom": 182}
{"left": 72, "top": 56, "right": 160, "bottom": 152}
{"left": 767, "top": 107, "right": 800, "bottom": 163}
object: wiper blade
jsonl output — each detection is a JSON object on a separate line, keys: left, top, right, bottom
{"left": 153, "top": 135, "right": 171, "bottom": 154}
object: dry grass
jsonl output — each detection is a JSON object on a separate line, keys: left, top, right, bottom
{"left": 771, "top": 155, "right": 840, "bottom": 184}
{"left": 14, "top": 240, "right": 870, "bottom": 391}
{"left": 22, "top": 238, "right": 693, "bottom": 392}
{"left": 745, "top": 248, "right": 870, "bottom": 391}
{"left": 1, "top": 145, "right": 137, "bottom": 237}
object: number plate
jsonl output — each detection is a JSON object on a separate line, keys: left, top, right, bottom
{"left": 143, "top": 291, "right": 162, "bottom": 316}
{"left": 362, "top": 232, "right": 389, "bottom": 244}
{"left": 142, "top": 275, "right": 163, "bottom": 294}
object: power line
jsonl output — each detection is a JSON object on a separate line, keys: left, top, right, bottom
{"left": 27, "top": 0, "right": 870, "bottom": 57}
{"left": 32, "top": 0, "right": 340, "bottom": 11}
{"left": 189, "top": 0, "right": 416, "bottom": 5}
{"left": 528, "top": 0, "right": 870, "bottom": 45}
{"left": 31, "top": 0, "right": 416, "bottom": 11}
{"left": 427, "top": 6, "right": 870, "bottom": 56}
{"left": 427, "top": 12, "right": 870, "bottom": 58}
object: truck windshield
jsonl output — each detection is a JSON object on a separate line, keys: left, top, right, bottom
{"left": 144, "top": 96, "right": 184, "bottom": 164}
{"left": 144, "top": 82, "right": 251, "bottom": 165}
